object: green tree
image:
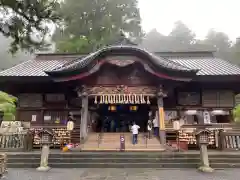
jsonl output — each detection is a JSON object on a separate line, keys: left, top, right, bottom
{"left": 140, "top": 29, "right": 174, "bottom": 52}
{"left": 54, "top": 0, "right": 143, "bottom": 53}
{"left": 0, "top": 0, "right": 61, "bottom": 53}
{"left": 230, "top": 38, "right": 240, "bottom": 65}
{"left": 0, "top": 91, "right": 17, "bottom": 121}
{"left": 203, "top": 30, "right": 231, "bottom": 51}
{"left": 201, "top": 29, "right": 232, "bottom": 62}
{"left": 169, "top": 21, "right": 196, "bottom": 46}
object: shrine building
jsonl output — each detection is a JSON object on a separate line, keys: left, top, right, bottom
{"left": 0, "top": 38, "right": 240, "bottom": 150}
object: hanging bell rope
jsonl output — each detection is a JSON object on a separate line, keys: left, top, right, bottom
{"left": 124, "top": 94, "right": 129, "bottom": 104}
{"left": 129, "top": 94, "right": 133, "bottom": 104}
{"left": 147, "top": 96, "right": 150, "bottom": 104}
{"left": 140, "top": 94, "right": 145, "bottom": 104}
{"left": 94, "top": 96, "right": 98, "bottom": 104}
{"left": 104, "top": 95, "right": 108, "bottom": 104}
{"left": 119, "top": 94, "right": 124, "bottom": 104}
{"left": 109, "top": 95, "right": 113, "bottom": 104}
{"left": 135, "top": 94, "right": 140, "bottom": 104}
{"left": 100, "top": 95, "right": 103, "bottom": 104}
{"left": 112, "top": 94, "right": 116, "bottom": 104}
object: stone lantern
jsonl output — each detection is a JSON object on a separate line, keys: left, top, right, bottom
{"left": 36, "top": 129, "right": 53, "bottom": 172}
{"left": 39, "top": 129, "right": 53, "bottom": 145}
{"left": 196, "top": 129, "right": 211, "bottom": 146}
{"left": 195, "top": 129, "right": 214, "bottom": 172}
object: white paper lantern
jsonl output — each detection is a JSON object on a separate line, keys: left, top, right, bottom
{"left": 185, "top": 110, "right": 197, "bottom": 115}
{"left": 211, "top": 110, "right": 229, "bottom": 116}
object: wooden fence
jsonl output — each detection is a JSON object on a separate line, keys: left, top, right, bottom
{"left": 0, "top": 131, "right": 32, "bottom": 151}
{"left": 219, "top": 131, "right": 240, "bottom": 150}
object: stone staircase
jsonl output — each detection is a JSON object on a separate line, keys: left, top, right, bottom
{"left": 80, "top": 133, "right": 165, "bottom": 151}
{"left": 6, "top": 151, "right": 240, "bottom": 168}
{"left": 80, "top": 133, "right": 99, "bottom": 150}
{"left": 124, "top": 133, "right": 165, "bottom": 151}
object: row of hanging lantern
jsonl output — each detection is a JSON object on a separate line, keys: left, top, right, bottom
{"left": 94, "top": 94, "right": 151, "bottom": 104}
{"left": 108, "top": 105, "right": 138, "bottom": 111}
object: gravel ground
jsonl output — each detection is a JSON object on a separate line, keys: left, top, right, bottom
{"left": 2, "top": 168, "right": 240, "bottom": 180}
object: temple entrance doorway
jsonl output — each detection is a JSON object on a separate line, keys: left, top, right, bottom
{"left": 94, "top": 104, "right": 150, "bottom": 133}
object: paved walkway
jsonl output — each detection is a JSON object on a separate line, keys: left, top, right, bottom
{"left": 3, "top": 168, "right": 240, "bottom": 180}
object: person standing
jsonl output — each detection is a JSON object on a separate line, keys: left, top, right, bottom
{"left": 147, "top": 120, "right": 153, "bottom": 139}
{"left": 153, "top": 112, "right": 159, "bottom": 137}
{"left": 131, "top": 122, "right": 140, "bottom": 145}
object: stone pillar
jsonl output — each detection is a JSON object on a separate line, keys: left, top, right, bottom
{"left": 200, "top": 144, "right": 209, "bottom": 167}
{"left": 157, "top": 85, "right": 167, "bottom": 145}
{"left": 36, "top": 145, "right": 50, "bottom": 171}
{"left": 198, "top": 143, "right": 214, "bottom": 172}
{"left": 80, "top": 92, "right": 88, "bottom": 140}
{"left": 157, "top": 96, "right": 166, "bottom": 144}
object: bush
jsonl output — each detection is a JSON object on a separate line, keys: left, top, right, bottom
{"left": 0, "top": 91, "right": 17, "bottom": 121}
{"left": 233, "top": 105, "right": 240, "bottom": 123}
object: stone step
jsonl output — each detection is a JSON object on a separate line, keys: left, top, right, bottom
{"left": 9, "top": 157, "right": 240, "bottom": 164}
{"left": 6, "top": 162, "right": 240, "bottom": 168}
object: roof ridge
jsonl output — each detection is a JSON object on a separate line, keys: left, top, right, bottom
{"left": 49, "top": 46, "right": 197, "bottom": 73}
{"left": 52, "top": 56, "right": 85, "bottom": 71}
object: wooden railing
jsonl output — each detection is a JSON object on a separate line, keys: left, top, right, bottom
{"left": 219, "top": 131, "right": 240, "bottom": 150}
{"left": 0, "top": 131, "right": 32, "bottom": 151}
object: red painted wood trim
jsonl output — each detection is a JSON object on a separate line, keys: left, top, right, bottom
{"left": 54, "top": 60, "right": 192, "bottom": 82}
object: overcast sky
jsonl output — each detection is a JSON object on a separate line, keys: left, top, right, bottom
{"left": 138, "top": 0, "right": 239, "bottom": 40}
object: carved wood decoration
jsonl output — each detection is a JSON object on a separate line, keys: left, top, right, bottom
{"left": 105, "top": 56, "right": 139, "bottom": 67}
{"left": 86, "top": 85, "right": 157, "bottom": 96}
{"left": 81, "top": 63, "right": 157, "bottom": 85}
{"left": 108, "top": 60, "right": 135, "bottom": 67}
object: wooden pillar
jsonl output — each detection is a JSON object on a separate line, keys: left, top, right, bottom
{"left": 80, "top": 92, "right": 88, "bottom": 140}
{"left": 157, "top": 86, "right": 167, "bottom": 145}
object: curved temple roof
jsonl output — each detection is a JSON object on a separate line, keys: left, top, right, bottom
{"left": 45, "top": 46, "right": 198, "bottom": 80}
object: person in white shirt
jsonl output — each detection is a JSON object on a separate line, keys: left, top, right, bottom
{"left": 131, "top": 122, "right": 140, "bottom": 145}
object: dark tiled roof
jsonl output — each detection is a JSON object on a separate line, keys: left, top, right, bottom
{"left": 50, "top": 45, "right": 195, "bottom": 73}
{"left": 0, "top": 54, "right": 80, "bottom": 76}
{"left": 155, "top": 51, "right": 240, "bottom": 75}
{"left": 169, "top": 56, "right": 240, "bottom": 75}
{"left": 0, "top": 51, "right": 240, "bottom": 77}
